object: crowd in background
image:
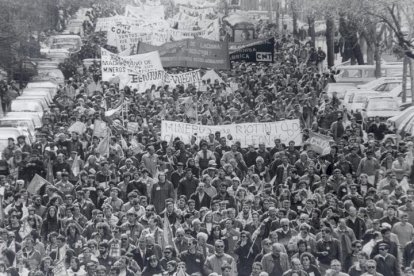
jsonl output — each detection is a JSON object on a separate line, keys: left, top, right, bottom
{"left": 0, "top": 2, "right": 414, "bottom": 276}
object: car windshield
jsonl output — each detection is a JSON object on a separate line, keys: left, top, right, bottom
{"left": 368, "top": 99, "right": 398, "bottom": 111}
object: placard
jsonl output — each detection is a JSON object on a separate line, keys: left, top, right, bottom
{"left": 101, "top": 48, "right": 163, "bottom": 81}
{"left": 307, "top": 132, "right": 332, "bottom": 155}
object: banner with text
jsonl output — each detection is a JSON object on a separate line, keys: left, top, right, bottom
{"left": 120, "top": 70, "right": 202, "bottom": 92}
{"left": 138, "top": 38, "right": 230, "bottom": 70}
{"left": 101, "top": 48, "right": 163, "bottom": 81}
{"left": 307, "top": 132, "right": 332, "bottom": 155}
{"left": 124, "top": 4, "right": 165, "bottom": 20}
{"left": 229, "top": 37, "right": 275, "bottom": 63}
{"left": 161, "top": 120, "right": 301, "bottom": 147}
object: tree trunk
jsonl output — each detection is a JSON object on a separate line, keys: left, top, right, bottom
{"left": 308, "top": 16, "right": 316, "bottom": 47}
{"left": 275, "top": 0, "right": 280, "bottom": 32}
{"left": 374, "top": 41, "right": 381, "bottom": 78}
{"left": 326, "top": 16, "right": 335, "bottom": 68}
{"left": 402, "top": 56, "right": 409, "bottom": 103}
{"left": 410, "top": 58, "right": 414, "bottom": 104}
{"left": 367, "top": 41, "right": 374, "bottom": 65}
{"left": 291, "top": 0, "right": 298, "bottom": 37}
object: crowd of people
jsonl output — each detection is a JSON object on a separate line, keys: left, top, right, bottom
{"left": 1, "top": 1, "right": 414, "bottom": 276}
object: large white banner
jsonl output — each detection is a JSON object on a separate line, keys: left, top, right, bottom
{"left": 120, "top": 70, "right": 202, "bottom": 92}
{"left": 161, "top": 120, "right": 302, "bottom": 147}
{"left": 115, "top": 31, "right": 172, "bottom": 52}
{"left": 95, "top": 16, "right": 142, "bottom": 32}
{"left": 124, "top": 4, "right": 165, "bottom": 20}
{"left": 101, "top": 48, "right": 163, "bottom": 81}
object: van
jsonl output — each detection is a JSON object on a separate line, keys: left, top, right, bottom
{"left": 11, "top": 101, "right": 44, "bottom": 118}
{"left": 335, "top": 65, "right": 403, "bottom": 84}
{"left": 356, "top": 77, "right": 403, "bottom": 92}
{"left": 33, "top": 68, "right": 65, "bottom": 85}
{"left": 14, "top": 97, "right": 49, "bottom": 111}
{"left": 4, "top": 112, "right": 42, "bottom": 128}
{"left": 21, "top": 89, "right": 53, "bottom": 104}
{"left": 0, "top": 128, "right": 32, "bottom": 155}
{"left": 0, "top": 118, "right": 36, "bottom": 144}
{"left": 26, "top": 81, "right": 58, "bottom": 97}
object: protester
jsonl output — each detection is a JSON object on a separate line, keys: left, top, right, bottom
{"left": 1, "top": 0, "right": 413, "bottom": 276}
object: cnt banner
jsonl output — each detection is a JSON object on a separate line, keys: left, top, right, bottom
{"left": 229, "top": 37, "right": 275, "bottom": 63}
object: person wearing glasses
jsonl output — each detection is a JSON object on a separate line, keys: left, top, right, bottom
{"left": 180, "top": 238, "right": 205, "bottom": 275}
{"left": 372, "top": 243, "right": 401, "bottom": 276}
{"left": 204, "top": 240, "right": 237, "bottom": 276}
{"left": 361, "top": 260, "right": 383, "bottom": 276}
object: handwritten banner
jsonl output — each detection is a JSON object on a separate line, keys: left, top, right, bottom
{"left": 161, "top": 120, "right": 302, "bottom": 147}
{"left": 120, "top": 70, "right": 202, "bottom": 92}
{"left": 101, "top": 48, "right": 163, "bottom": 81}
{"left": 307, "top": 132, "right": 332, "bottom": 155}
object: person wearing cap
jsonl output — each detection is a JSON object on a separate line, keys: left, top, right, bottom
{"left": 372, "top": 242, "right": 401, "bottom": 276}
{"left": 171, "top": 162, "right": 185, "bottom": 190}
{"left": 195, "top": 141, "right": 216, "bottom": 172}
{"left": 16, "top": 135, "right": 31, "bottom": 153}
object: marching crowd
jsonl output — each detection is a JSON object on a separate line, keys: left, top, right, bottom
{"left": 1, "top": 2, "right": 414, "bottom": 276}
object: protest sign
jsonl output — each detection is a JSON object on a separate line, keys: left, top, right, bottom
{"left": 120, "top": 69, "right": 202, "bottom": 92}
{"left": 138, "top": 38, "right": 230, "bottom": 70}
{"left": 161, "top": 120, "right": 301, "bottom": 147}
{"left": 307, "top": 132, "right": 332, "bottom": 155}
{"left": 93, "top": 120, "right": 108, "bottom": 138}
{"left": 229, "top": 37, "right": 275, "bottom": 63}
{"left": 127, "top": 122, "right": 139, "bottom": 133}
{"left": 27, "top": 174, "right": 51, "bottom": 195}
{"left": 100, "top": 48, "right": 163, "bottom": 81}
{"left": 68, "top": 121, "right": 87, "bottom": 134}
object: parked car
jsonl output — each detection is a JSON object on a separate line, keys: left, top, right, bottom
{"left": 21, "top": 88, "right": 53, "bottom": 104}
{"left": 335, "top": 65, "right": 403, "bottom": 84}
{"left": 356, "top": 77, "right": 403, "bottom": 92}
{"left": 361, "top": 96, "right": 401, "bottom": 125}
{"left": 26, "top": 81, "right": 58, "bottom": 97}
{"left": 4, "top": 112, "right": 42, "bottom": 128}
{"left": 10, "top": 100, "right": 44, "bottom": 118}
